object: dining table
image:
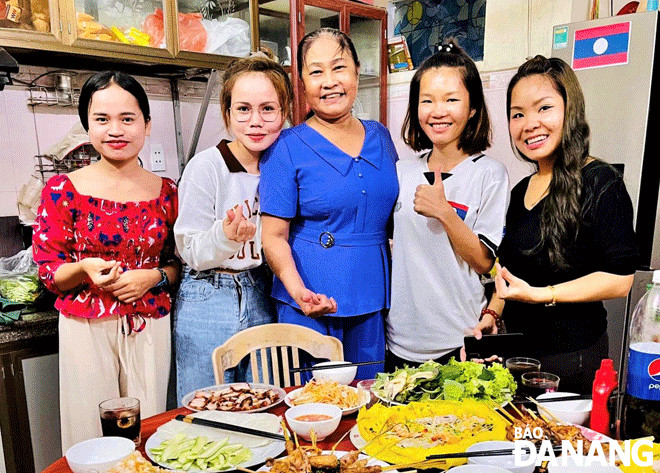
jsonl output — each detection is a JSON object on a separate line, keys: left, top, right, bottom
{"left": 42, "top": 386, "right": 359, "bottom": 473}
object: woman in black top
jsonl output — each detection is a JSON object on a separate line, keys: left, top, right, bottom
{"left": 482, "top": 56, "right": 638, "bottom": 394}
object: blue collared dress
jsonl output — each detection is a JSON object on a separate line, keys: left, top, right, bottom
{"left": 259, "top": 120, "right": 399, "bottom": 379}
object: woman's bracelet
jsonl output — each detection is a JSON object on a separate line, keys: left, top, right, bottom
{"left": 480, "top": 308, "right": 504, "bottom": 331}
{"left": 545, "top": 285, "right": 557, "bottom": 307}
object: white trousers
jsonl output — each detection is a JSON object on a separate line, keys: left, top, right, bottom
{"left": 58, "top": 314, "right": 170, "bottom": 452}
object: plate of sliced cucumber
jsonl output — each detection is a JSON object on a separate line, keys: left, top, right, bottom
{"left": 145, "top": 411, "right": 285, "bottom": 471}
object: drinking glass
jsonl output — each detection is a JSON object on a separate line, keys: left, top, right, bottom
{"left": 521, "top": 372, "right": 560, "bottom": 400}
{"left": 99, "top": 397, "right": 141, "bottom": 447}
{"left": 505, "top": 357, "right": 541, "bottom": 398}
{"left": 357, "top": 379, "right": 379, "bottom": 409}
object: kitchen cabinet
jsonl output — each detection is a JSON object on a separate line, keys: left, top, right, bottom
{"left": 0, "top": 0, "right": 64, "bottom": 46}
{"left": 294, "top": 0, "right": 386, "bottom": 125}
{"left": 0, "top": 0, "right": 259, "bottom": 70}
{"left": 257, "top": 0, "right": 387, "bottom": 125}
{"left": 1, "top": 0, "right": 386, "bottom": 112}
{"left": 0, "top": 313, "right": 59, "bottom": 473}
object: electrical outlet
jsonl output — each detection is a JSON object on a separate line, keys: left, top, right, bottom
{"left": 150, "top": 144, "right": 166, "bottom": 172}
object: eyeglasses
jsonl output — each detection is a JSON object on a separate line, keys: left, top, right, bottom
{"left": 230, "top": 104, "right": 281, "bottom": 122}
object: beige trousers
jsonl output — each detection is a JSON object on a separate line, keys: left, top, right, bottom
{"left": 58, "top": 314, "right": 170, "bottom": 452}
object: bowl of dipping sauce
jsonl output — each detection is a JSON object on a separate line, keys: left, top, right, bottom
{"left": 285, "top": 403, "right": 342, "bottom": 441}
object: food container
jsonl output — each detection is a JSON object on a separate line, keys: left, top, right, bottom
{"left": 284, "top": 402, "right": 341, "bottom": 441}
{"left": 466, "top": 440, "right": 534, "bottom": 473}
{"left": 537, "top": 392, "right": 592, "bottom": 426}
{"left": 311, "top": 361, "right": 357, "bottom": 385}
{"left": 65, "top": 436, "right": 135, "bottom": 473}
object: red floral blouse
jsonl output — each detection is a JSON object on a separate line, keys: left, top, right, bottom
{"left": 33, "top": 174, "right": 178, "bottom": 320}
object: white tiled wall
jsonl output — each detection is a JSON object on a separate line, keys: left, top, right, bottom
{"left": 0, "top": 67, "right": 231, "bottom": 218}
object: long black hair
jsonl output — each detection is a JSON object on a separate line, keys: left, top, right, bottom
{"left": 506, "top": 55, "right": 590, "bottom": 270}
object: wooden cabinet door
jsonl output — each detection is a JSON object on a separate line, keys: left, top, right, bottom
{"left": 59, "top": 0, "right": 175, "bottom": 58}
{"left": 0, "top": 0, "right": 64, "bottom": 47}
{"left": 172, "top": 0, "right": 255, "bottom": 63}
{"left": 346, "top": 4, "right": 386, "bottom": 125}
{"left": 290, "top": 0, "right": 386, "bottom": 125}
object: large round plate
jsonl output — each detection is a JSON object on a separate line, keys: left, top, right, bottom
{"left": 575, "top": 424, "right": 612, "bottom": 442}
{"left": 350, "top": 424, "right": 367, "bottom": 450}
{"left": 145, "top": 411, "right": 285, "bottom": 472}
{"left": 284, "top": 387, "right": 369, "bottom": 416}
{"left": 257, "top": 451, "right": 392, "bottom": 472}
{"left": 181, "top": 383, "right": 286, "bottom": 413}
{"left": 373, "top": 391, "right": 510, "bottom": 407}
{"left": 350, "top": 423, "right": 615, "bottom": 461}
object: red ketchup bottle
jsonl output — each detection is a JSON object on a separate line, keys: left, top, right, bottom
{"left": 590, "top": 358, "right": 618, "bottom": 436}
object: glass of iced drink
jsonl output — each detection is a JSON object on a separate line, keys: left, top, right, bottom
{"left": 506, "top": 357, "right": 541, "bottom": 398}
{"left": 99, "top": 397, "right": 141, "bottom": 447}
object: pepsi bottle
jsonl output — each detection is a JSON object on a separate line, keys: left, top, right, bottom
{"left": 621, "top": 270, "right": 660, "bottom": 440}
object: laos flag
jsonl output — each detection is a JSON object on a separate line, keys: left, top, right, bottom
{"left": 573, "top": 22, "right": 630, "bottom": 70}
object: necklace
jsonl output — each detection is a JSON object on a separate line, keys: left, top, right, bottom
{"left": 526, "top": 189, "right": 548, "bottom": 209}
{"left": 526, "top": 175, "right": 550, "bottom": 209}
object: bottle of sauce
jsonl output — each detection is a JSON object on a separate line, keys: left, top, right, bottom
{"left": 590, "top": 358, "right": 617, "bottom": 436}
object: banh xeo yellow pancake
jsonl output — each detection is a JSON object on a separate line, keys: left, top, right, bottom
{"left": 356, "top": 400, "right": 508, "bottom": 468}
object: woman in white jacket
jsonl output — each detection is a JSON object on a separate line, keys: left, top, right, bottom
{"left": 173, "top": 55, "right": 293, "bottom": 397}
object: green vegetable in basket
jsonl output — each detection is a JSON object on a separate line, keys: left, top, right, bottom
{"left": 0, "top": 274, "right": 41, "bottom": 303}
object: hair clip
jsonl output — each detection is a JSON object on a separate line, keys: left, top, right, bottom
{"left": 438, "top": 42, "right": 454, "bottom": 54}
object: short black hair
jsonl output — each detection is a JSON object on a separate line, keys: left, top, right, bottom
{"left": 402, "top": 39, "right": 491, "bottom": 155}
{"left": 78, "top": 71, "right": 150, "bottom": 131}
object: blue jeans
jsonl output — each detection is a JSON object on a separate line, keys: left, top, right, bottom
{"left": 173, "top": 265, "right": 276, "bottom": 400}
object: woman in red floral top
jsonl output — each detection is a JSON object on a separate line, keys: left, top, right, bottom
{"left": 32, "top": 71, "right": 180, "bottom": 451}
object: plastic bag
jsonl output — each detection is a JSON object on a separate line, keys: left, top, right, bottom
{"left": 0, "top": 247, "right": 43, "bottom": 304}
{"left": 17, "top": 175, "right": 44, "bottom": 226}
{"left": 179, "top": 12, "right": 207, "bottom": 52}
{"left": 142, "top": 9, "right": 208, "bottom": 52}
{"left": 142, "top": 9, "right": 165, "bottom": 47}
{"left": 45, "top": 122, "right": 90, "bottom": 163}
{"left": 203, "top": 16, "right": 249, "bottom": 56}
{"left": 141, "top": 10, "right": 248, "bottom": 55}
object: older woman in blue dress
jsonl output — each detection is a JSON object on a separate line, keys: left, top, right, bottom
{"left": 260, "top": 28, "right": 399, "bottom": 379}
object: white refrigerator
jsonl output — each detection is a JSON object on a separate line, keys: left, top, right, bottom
{"left": 551, "top": 11, "right": 660, "bottom": 387}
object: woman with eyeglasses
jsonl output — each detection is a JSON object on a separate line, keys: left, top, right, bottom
{"left": 259, "top": 29, "right": 399, "bottom": 380}
{"left": 173, "top": 55, "right": 293, "bottom": 397}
